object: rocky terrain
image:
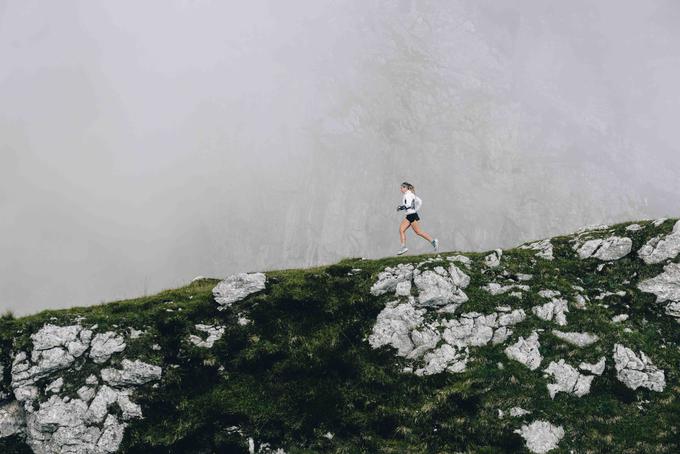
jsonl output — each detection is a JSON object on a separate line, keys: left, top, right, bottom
{"left": 1, "top": 218, "right": 680, "bottom": 453}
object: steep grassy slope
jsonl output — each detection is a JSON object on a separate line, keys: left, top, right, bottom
{"left": 1, "top": 218, "right": 679, "bottom": 453}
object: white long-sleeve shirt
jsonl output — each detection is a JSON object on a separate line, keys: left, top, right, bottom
{"left": 402, "top": 190, "right": 417, "bottom": 214}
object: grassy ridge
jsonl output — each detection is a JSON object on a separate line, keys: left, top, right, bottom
{"left": 1, "top": 219, "right": 679, "bottom": 453}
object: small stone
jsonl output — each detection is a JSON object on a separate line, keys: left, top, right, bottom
{"left": 514, "top": 420, "right": 565, "bottom": 454}
{"left": 611, "top": 314, "right": 629, "bottom": 323}
{"left": 505, "top": 332, "right": 542, "bottom": 370}
{"left": 552, "top": 330, "right": 599, "bottom": 347}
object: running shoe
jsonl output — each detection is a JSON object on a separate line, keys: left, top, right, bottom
{"left": 397, "top": 246, "right": 408, "bottom": 255}
{"left": 432, "top": 238, "right": 439, "bottom": 252}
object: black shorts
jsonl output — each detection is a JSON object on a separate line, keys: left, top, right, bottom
{"left": 406, "top": 212, "right": 420, "bottom": 223}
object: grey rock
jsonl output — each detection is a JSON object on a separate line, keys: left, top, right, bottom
{"left": 77, "top": 386, "right": 96, "bottom": 403}
{"left": 594, "top": 290, "right": 626, "bottom": 300}
{"left": 86, "top": 385, "right": 119, "bottom": 424}
{"left": 115, "top": 390, "right": 143, "bottom": 420}
{"left": 406, "top": 326, "right": 441, "bottom": 360}
{"left": 552, "top": 330, "right": 599, "bottom": 347}
{"left": 626, "top": 223, "right": 642, "bottom": 231}
{"left": 30, "top": 324, "right": 82, "bottom": 351}
{"left": 96, "top": 414, "right": 127, "bottom": 453}
{"left": 638, "top": 220, "right": 680, "bottom": 264}
{"left": 446, "top": 255, "right": 471, "bottom": 268}
{"left": 637, "top": 262, "right": 680, "bottom": 303}
{"left": 538, "top": 289, "right": 561, "bottom": 299}
{"left": 572, "top": 294, "right": 588, "bottom": 310}
{"left": 482, "top": 283, "right": 530, "bottom": 295}
{"left": 611, "top": 314, "right": 629, "bottom": 323}
{"left": 575, "top": 236, "right": 632, "bottom": 261}
{"left": 213, "top": 272, "right": 267, "bottom": 308}
{"left": 0, "top": 401, "right": 24, "bottom": 438}
{"left": 368, "top": 299, "right": 426, "bottom": 357}
{"left": 415, "top": 344, "right": 468, "bottom": 376}
{"left": 85, "top": 374, "right": 99, "bottom": 386}
{"left": 484, "top": 249, "right": 502, "bottom": 268}
{"left": 665, "top": 302, "right": 680, "bottom": 321}
{"left": 369, "top": 264, "right": 414, "bottom": 296}
{"left": 100, "top": 359, "right": 162, "bottom": 387}
{"left": 613, "top": 344, "right": 665, "bottom": 391}
{"left": 448, "top": 264, "right": 470, "bottom": 289}
{"left": 532, "top": 298, "right": 569, "bottom": 326}
{"left": 544, "top": 359, "right": 594, "bottom": 398}
{"left": 413, "top": 269, "right": 468, "bottom": 307}
{"left": 128, "top": 327, "right": 145, "bottom": 339}
{"left": 395, "top": 280, "right": 411, "bottom": 297}
{"left": 505, "top": 332, "right": 542, "bottom": 370}
{"left": 89, "top": 332, "right": 126, "bottom": 364}
{"left": 519, "top": 239, "right": 554, "bottom": 260}
{"left": 45, "top": 377, "right": 64, "bottom": 394}
{"left": 509, "top": 406, "right": 531, "bottom": 417}
{"left": 579, "top": 357, "right": 606, "bottom": 376}
{"left": 188, "top": 324, "right": 226, "bottom": 348}
{"left": 514, "top": 420, "right": 565, "bottom": 454}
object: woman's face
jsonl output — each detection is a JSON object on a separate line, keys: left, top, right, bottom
{"left": 400, "top": 185, "right": 407, "bottom": 193}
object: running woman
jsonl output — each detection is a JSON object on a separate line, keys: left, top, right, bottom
{"left": 396, "top": 181, "right": 438, "bottom": 255}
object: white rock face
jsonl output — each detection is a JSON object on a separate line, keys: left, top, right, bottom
{"left": 415, "top": 344, "right": 468, "bottom": 376}
{"left": 12, "top": 325, "right": 94, "bottom": 401}
{"left": 637, "top": 262, "right": 680, "bottom": 303}
{"left": 413, "top": 267, "right": 468, "bottom": 307}
{"left": 368, "top": 299, "right": 426, "bottom": 357}
{"left": 89, "top": 332, "right": 126, "bottom": 364}
{"left": 613, "top": 344, "right": 665, "bottom": 392}
{"left": 101, "top": 359, "right": 163, "bottom": 387}
{"left": 213, "top": 272, "right": 267, "bottom": 308}
{"left": 552, "top": 330, "right": 599, "bottom": 347}
{"left": 638, "top": 220, "right": 680, "bottom": 264}
{"left": 519, "top": 239, "right": 554, "bottom": 260}
{"left": 0, "top": 401, "right": 24, "bottom": 438}
{"left": 579, "top": 357, "right": 606, "bottom": 376}
{"left": 575, "top": 236, "right": 632, "bottom": 261}
{"left": 188, "top": 324, "right": 226, "bottom": 348}
{"left": 532, "top": 298, "right": 569, "bottom": 326}
{"left": 442, "top": 310, "right": 526, "bottom": 349}
{"left": 515, "top": 420, "right": 565, "bottom": 454}
{"left": 505, "top": 332, "right": 542, "bottom": 370}
{"left": 484, "top": 249, "right": 503, "bottom": 267}
{"left": 544, "top": 359, "right": 594, "bottom": 399}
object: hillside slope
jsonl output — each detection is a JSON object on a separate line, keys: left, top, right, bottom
{"left": 1, "top": 218, "right": 680, "bottom": 453}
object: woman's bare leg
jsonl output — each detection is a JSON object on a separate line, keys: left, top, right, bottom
{"left": 410, "top": 220, "right": 433, "bottom": 242}
{"left": 399, "top": 218, "right": 411, "bottom": 245}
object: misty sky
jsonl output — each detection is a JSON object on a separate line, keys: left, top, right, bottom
{"left": 1, "top": 0, "right": 679, "bottom": 316}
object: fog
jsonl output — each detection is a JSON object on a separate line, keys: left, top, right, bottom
{"left": 1, "top": 0, "right": 679, "bottom": 316}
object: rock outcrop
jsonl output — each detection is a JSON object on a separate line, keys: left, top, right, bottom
{"left": 212, "top": 272, "right": 267, "bottom": 308}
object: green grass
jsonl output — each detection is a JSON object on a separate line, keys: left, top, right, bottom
{"left": 1, "top": 218, "right": 680, "bottom": 453}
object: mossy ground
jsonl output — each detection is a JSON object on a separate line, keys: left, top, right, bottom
{"left": 1, "top": 219, "right": 679, "bottom": 453}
